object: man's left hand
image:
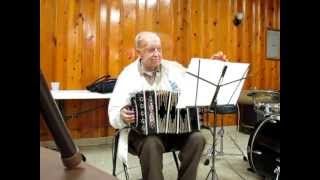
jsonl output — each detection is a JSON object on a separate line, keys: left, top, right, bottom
{"left": 210, "top": 51, "right": 228, "bottom": 62}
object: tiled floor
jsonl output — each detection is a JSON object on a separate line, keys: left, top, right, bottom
{"left": 78, "top": 126, "right": 265, "bottom": 180}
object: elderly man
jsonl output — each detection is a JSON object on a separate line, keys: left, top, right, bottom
{"left": 108, "top": 31, "right": 225, "bottom": 180}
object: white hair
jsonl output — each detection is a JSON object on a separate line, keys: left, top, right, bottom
{"left": 135, "top": 32, "right": 160, "bottom": 50}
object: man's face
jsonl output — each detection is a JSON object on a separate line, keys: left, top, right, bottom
{"left": 138, "top": 36, "right": 162, "bottom": 71}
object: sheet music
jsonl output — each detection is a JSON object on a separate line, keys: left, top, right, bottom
{"left": 177, "top": 58, "right": 249, "bottom": 108}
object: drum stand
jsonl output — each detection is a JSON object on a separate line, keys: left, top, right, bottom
{"left": 201, "top": 104, "right": 247, "bottom": 171}
{"left": 203, "top": 104, "right": 249, "bottom": 180}
{"left": 215, "top": 105, "right": 248, "bottom": 159}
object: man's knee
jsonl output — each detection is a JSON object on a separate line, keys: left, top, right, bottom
{"left": 188, "top": 132, "right": 206, "bottom": 148}
{"left": 141, "top": 136, "right": 165, "bottom": 154}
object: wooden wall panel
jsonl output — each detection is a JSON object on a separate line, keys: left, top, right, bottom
{"left": 120, "top": 0, "right": 136, "bottom": 67}
{"left": 108, "top": 0, "right": 121, "bottom": 77}
{"left": 40, "top": 0, "right": 280, "bottom": 140}
{"left": 181, "top": 0, "right": 192, "bottom": 66}
{"left": 171, "top": 0, "right": 182, "bottom": 61}
{"left": 190, "top": 0, "right": 203, "bottom": 57}
{"left": 158, "top": 0, "right": 174, "bottom": 59}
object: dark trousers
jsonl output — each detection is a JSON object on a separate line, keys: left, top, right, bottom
{"left": 128, "top": 130, "right": 206, "bottom": 180}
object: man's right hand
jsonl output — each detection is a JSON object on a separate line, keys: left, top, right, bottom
{"left": 120, "top": 105, "right": 135, "bottom": 124}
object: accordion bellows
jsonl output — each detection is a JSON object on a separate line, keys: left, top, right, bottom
{"left": 130, "top": 90, "right": 200, "bottom": 135}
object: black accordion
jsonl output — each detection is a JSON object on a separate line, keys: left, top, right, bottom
{"left": 130, "top": 90, "right": 201, "bottom": 135}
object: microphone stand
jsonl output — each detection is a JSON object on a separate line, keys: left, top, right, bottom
{"left": 204, "top": 65, "right": 227, "bottom": 180}
{"left": 190, "top": 61, "right": 227, "bottom": 180}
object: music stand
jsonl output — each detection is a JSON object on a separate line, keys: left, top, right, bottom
{"left": 177, "top": 58, "right": 249, "bottom": 180}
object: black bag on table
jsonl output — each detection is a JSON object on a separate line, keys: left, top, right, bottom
{"left": 86, "top": 75, "right": 117, "bottom": 93}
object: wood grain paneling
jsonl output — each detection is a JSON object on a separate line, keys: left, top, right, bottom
{"left": 40, "top": 0, "right": 280, "bottom": 140}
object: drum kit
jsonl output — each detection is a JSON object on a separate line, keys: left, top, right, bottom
{"left": 245, "top": 90, "right": 280, "bottom": 180}
{"left": 199, "top": 89, "right": 280, "bottom": 180}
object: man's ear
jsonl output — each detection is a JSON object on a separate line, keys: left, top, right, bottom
{"left": 135, "top": 48, "right": 142, "bottom": 57}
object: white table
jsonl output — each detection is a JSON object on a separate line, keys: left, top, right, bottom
{"left": 50, "top": 90, "right": 112, "bottom": 121}
{"left": 51, "top": 90, "right": 112, "bottom": 100}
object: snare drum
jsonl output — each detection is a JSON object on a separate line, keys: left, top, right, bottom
{"left": 255, "top": 102, "right": 280, "bottom": 122}
{"left": 247, "top": 114, "right": 280, "bottom": 179}
{"left": 255, "top": 102, "right": 280, "bottom": 114}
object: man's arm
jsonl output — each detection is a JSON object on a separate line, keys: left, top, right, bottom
{"left": 108, "top": 70, "right": 132, "bottom": 129}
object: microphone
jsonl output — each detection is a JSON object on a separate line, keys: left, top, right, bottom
{"left": 221, "top": 65, "right": 228, "bottom": 78}
{"left": 209, "top": 65, "right": 228, "bottom": 109}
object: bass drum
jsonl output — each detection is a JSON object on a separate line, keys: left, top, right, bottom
{"left": 247, "top": 114, "right": 280, "bottom": 179}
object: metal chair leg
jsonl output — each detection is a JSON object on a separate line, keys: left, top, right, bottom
{"left": 112, "top": 130, "right": 120, "bottom": 176}
{"left": 172, "top": 151, "right": 179, "bottom": 170}
{"left": 123, "top": 163, "right": 129, "bottom": 180}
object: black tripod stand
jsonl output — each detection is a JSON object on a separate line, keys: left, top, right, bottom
{"left": 205, "top": 65, "right": 227, "bottom": 180}
{"left": 188, "top": 64, "right": 229, "bottom": 180}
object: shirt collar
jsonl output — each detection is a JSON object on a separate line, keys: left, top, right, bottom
{"left": 138, "top": 59, "right": 161, "bottom": 77}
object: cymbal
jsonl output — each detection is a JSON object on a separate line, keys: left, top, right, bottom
{"left": 238, "top": 90, "right": 280, "bottom": 104}
{"left": 246, "top": 89, "right": 280, "bottom": 98}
